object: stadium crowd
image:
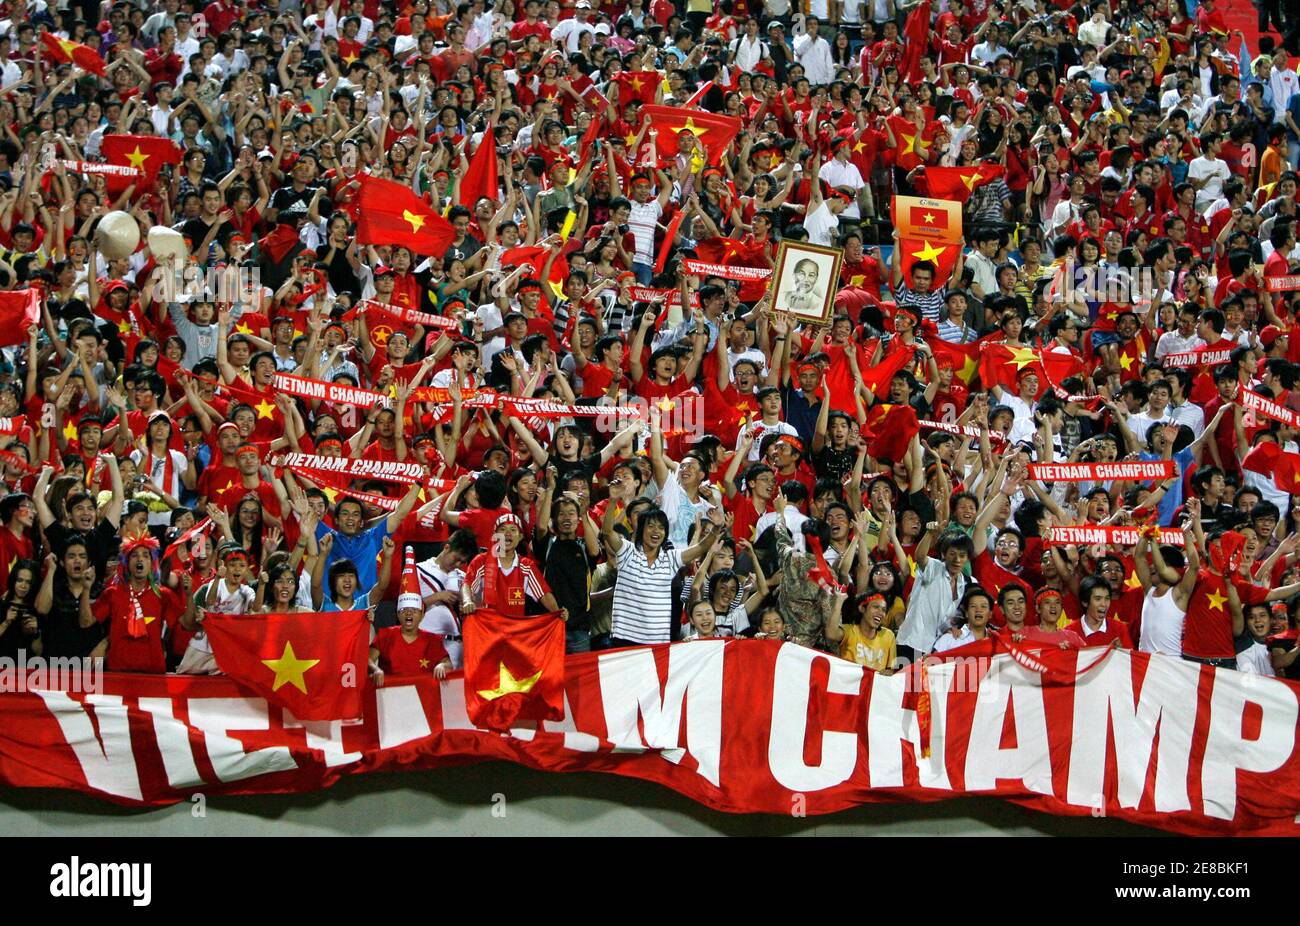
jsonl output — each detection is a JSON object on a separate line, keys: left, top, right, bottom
{"left": 0, "top": 0, "right": 1298, "bottom": 684}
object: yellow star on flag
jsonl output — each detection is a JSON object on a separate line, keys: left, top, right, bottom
{"left": 477, "top": 661, "right": 542, "bottom": 701}
{"left": 117, "top": 319, "right": 132, "bottom": 336}
{"left": 221, "top": 480, "right": 235, "bottom": 494}
{"left": 1206, "top": 590, "right": 1227, "bottom": 611}
{"left": 957, "top": 355, "right": 978, "bottom": 383}
{"left": 923, "top": 211, "right": 936, "bottom": 224}
{"left": 403, "top": 209, "right": 426, "bottom": 233}
{"left": 1007, "top": 346, "right": 1039, "bottom": 370}
{"left": 910, "top": 240, "right": 948, "bottom": 263}
{"left": 1118, "top": 352, "right": 1134, "bottom": 371}
{"left": 961, "top": 170, "right": 984, "bottom": 191}
{"left": 62, "top": 420, "right": 77, "bottom": 441}
{"left": 342, "top": 53, "right": 358, "bottom": 65}
{"left": 262, "top": 640, "right": 319, "bottom": 694}
{"left": 849, "top": 274, "right": 865, "bottom": 287}
{"left": 320, "top": 486, "right": 339, "bottom": 505}
{"left": 853, "top": 139, "right": 866, "bottom": 153}
{"left": 624, "top": 132, "right": 637, "bottom": 148}
{"left": 899, "top": 132, "right": 917, "bottom": 155}
{"left": 629, "top": 75, "right": 644, "bottom": 92}
{"left": 1124, "top": 570, "right": 1142, "bottom": 591}
{"left": 56, "top": 37, "right": 79, "bottom": 58}
{"left": 674, "top": 116, "right": 709, "bottom": 139}
{"left": 124, "top": 146, "right": 151, "bottom": 171}
{"left": 254, "top": 399, "right": 276, "bottom": 420}
{"left": 656, "top": 396, "right": 676, "bottom": 411}
{"left": 234, "top": 322, "right": 253, "bottom": 336}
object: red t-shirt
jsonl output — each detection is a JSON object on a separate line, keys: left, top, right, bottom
{"left": 1065, "top": 617, "right": 1134, "bottom": 649}
{"left": 1182, "top": 570, "right": 1235, "bottom": 659}
{"left": 579, "top": 361, "right": 619, "bottom": 398}
{"left": 464, "top": 553, "right": 551, "bottom": 617}
{"left": 373, "top": 626, "right": 449, "bottom": 675}
{"left": 456, "top": 506, "right": 511, "bottom": 550}
{"left": 93, "top": 583, "right": 184, "bottom": 673}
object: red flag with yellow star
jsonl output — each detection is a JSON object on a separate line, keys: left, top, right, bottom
{"left": 979, "top": 342, "right": 1046, "bottom": 396}
{"left": 886, "top": 115, "right": 927, "bottom": 171}
{"left": 355, "top": 174, "right": 456, "bottom": 256}
{"left": 643, "top": 104, "right": 743, "bottom": 165}
{"left": 204, "top": 611, "right": 371, "bottom": 721}
{"left": 0, "top": 288, "right": 41, "bottom": 348}
{"left": 897, "top": 236, "right": 960, "bottom": 287}
{"left": 40, "top": 31, "right": 106, "bottom": 76}
{"left": 614, "top": 71, "right": 660, "bottom": 107}
{"left": 921, "top": 165, "right": 1006, "bottom": 203}
{"left": 220, "top": 379, "right": 284, "bottom": 442}
{"left": 892, "top": 195, "right": 962, "bottom": 241}
{"left": 928, "top": 338, "right": 980, "bottom": 385}
{"left": 460, "top": 121, "right": 501, "bottom": 208}
{"left": 100, "top": 134, "right": 182, "bottom": 188}
{"left": 463, "top": 607, "right": 565, "bottom": 732}
{"left": 1274, "top": 451, "right": 1300, "bottom": 494}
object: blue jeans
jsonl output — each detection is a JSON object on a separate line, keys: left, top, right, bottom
{"left": 566, "top": 629, "right": 591, "bottom": 653}
{"left": 632, "top": 261, "right": 654, "bottom": 285}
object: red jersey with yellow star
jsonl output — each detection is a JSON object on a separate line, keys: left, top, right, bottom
{"left": 373, "top": 626, "right": 449, "bottom": 676}
{"left": 1181, "top": 570, "right": 1267, "bottom": 660}
{"left": 93, "top": 583, "right": 184, "bottom": 673}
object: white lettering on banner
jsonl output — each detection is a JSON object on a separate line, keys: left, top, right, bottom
{"left": 1242, "top": 390, "right": 1300, "bottom": 429}
{"left": 1200, "top": 672, "right": 1298, "bottom": 821}
{"left": 542, "top": 692, "right": 601, "bottom": 752}
{"left": 1029, "top": 462, "right": 1172, "bottom": 481}
{"left": 34, "top": 692, "right": 142, "bottom": 800}
{"left": 1066, "top": 651, "right": 1195, "bottom": 812}
{"left": 137, "top": 698, "right": 206, "bottom": 789}
{"left": 376, "top": 685, "right": 432, "bottom": 749}
{"left": 598, "top": 641, "right": 724, "bottom": 787}
{"left": 282, "top": 711, "right": 363, "bottom": 768}
{"left": 437, "top": 676, "right": 480, "bottom": 733}
{"left": 185, "top": 698, "right": 297, "bottom": 783}
{"left": 963, "top": 660, "right": 1054, "bottom": 796}
{"left": 866, "top": 665, "right": 953, "bottom": 791}
{"left": 768, "top": 645, "right": 862, "bottom": 792}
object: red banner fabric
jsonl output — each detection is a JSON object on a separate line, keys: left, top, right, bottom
{"left": 1241, "top": 389, "right": 1300, "bottom": 430}
{"left": 1163, "top": 347, "right": 1233, "bottom": 368}
{"left": 1028, "top": 461, "right": 1175, "bottom": 481}
{"left": 1046, "top": 525, "right": 1185, "bottom": 545}
{"left": 2, "top": 642, "right": 1298, "bottom": 835}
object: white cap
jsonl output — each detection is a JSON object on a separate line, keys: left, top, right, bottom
{"left": 397, "top": 592, "right": 423, "bottom": 611}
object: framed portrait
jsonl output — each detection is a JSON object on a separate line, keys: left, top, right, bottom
{"left": 767, "top": 240, "right": 843, "bottom": 325}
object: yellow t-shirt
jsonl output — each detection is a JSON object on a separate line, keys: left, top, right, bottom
{"left": 839, "top": 625, "right": 896, "bottom": 672}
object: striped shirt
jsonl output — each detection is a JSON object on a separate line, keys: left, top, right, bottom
{"left": 611, "top": 542, "right": 684, "bottom": 644}
{"left": 628, "top": 199, "right": 663, "bottom": 264}
{"left": 894, "top": 283, "right": 946, "bottom": 325}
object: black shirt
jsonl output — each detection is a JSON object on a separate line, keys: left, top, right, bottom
{"left": 813, "top": 445, "right": 855, "bottom": 484}
{"left": 37, "top": 572, "right": 104, "bottom": 659}
{"left": 46, "top": 520, "right": 120, "bottom": 599}
{"left": 0, "top": 600, "right": 38, "bottom": 660}
{"left": 535, "top": 533, "right": 594, "bottom": 631}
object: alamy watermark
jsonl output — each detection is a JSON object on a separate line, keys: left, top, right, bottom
{"left": 151, "top": 263, "right": 262, "bottom": 305}
{"left": 0, "top": 651, "right": 101, "bottom": 694}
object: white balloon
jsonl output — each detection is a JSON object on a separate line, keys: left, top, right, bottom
{"left": 147, "top": 225, "right": 187, "bottom": 265}
{"left": 95, "top": 210, "right": 140, "bottom": 259}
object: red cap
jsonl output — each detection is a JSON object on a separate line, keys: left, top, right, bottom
{"left": 1260, "top": 324, "right": 1286, "bottom": 347}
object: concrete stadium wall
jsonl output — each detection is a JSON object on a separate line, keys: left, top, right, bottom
{"left": 0, "top": 763, "right": 1160, "bottom": 836}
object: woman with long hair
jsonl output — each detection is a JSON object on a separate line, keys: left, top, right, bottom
{"left": 257, "top": 562, "right": 308, "bottom": 613}
{"left": 0, "top": 559, "right": 40, "bottom": 658}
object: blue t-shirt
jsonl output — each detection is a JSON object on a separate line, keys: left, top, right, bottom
{"left": 1140, "top": 446, "right": 1193, "bottom": 526}
{"left": 321, "top": 589, "right": 372, "bottom": 613}
{"left": 315, "top": 520, "right": 389, "bottom": 592}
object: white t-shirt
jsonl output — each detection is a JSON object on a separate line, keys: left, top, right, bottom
{"left": 804, "top": 201, "right": 839, "bottom": 247}
{"left": 417, "top": 557, "right": 466, "bottom": 667}
{"left": 1188, "top": 156, "right": 1230, "bottom": 209}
